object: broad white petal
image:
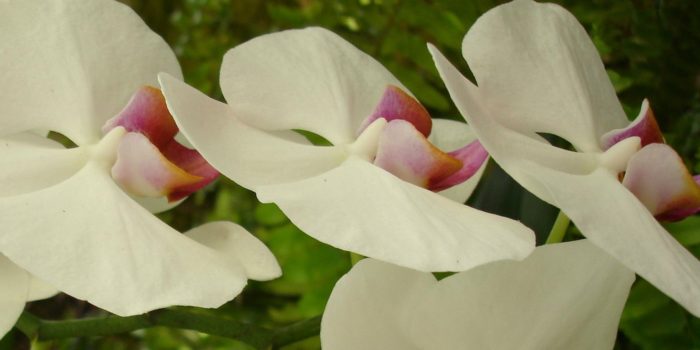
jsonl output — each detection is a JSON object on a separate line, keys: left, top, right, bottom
{"left": 0, "top": 255, "right": 28, "bottom": 338}
{"left": 220, "top": 27, "right": 404, "bottom": 145}
{"left": 131, "top": 195, "right": 183, "bottom": 214}
{"left": 256, "top": 157, "right": 535, "bottom": 272}
{"left": 321, "top": 240, "right": 634, "bottom": 350}
{"left": 525, "top": 164, "right": 700, "bottom": 316}
{"left": 0, "top": 133, "right": 87, "bottom": 197}
{"left": 159, "top": 73, "right": 347, "bottom": 190}
{"left": 0, "top": 162, "right": 250, "bottom": 316}
{"left": 0, "top": 0, "right": 182, "bottom": 145}
{"left": 429, "top": 119, "right": 487, "bottom": 202}
{"left": 26, "top": 275, "right": 58, "bottom": 302}
{"left": 459, "top": 0, "right": 627, "bottom": 152}
{"left": 185, "top": 222, "right": 282, "bottom": 281}
{"left": 430, "top": 45, "right": 598, "bottom": 204}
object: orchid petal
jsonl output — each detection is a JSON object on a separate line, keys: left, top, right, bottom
{"left": 159, "top": 73, "right": 348, "bottom": 190}
{"left": 26, "top": 276, "right": 59, "bottom": 302}
{"left": 374, "top": 120, "right": 461, "bottom": 189}
{"left": 520, "top": 164, "right": 700, "bottom": 316}
{"left": 321, "top": 240, "right": 634, "bottom": 350}
{"left": 132, "top": 195, "right": 184, "bottom": 214}
{"left": 0, "top": 255, "right": 28, "bottom": 338}
{"left": 0, "top": 0, "right": 182, "bottom": 145}
{"left": 458, "top": 0, "right": 628, "bottom": 152}
{"left": 112, "top": 132, "right": 202, "bottom": 199}
{"left": 220, "top": 27, "right": 404, "bottom": 145}
{"left": 0, "top": 163, "right": 250, "bottom": 316}
{"left": 256, "top": 157, "right": 535, "bottom": 272}
{"left": 358, "top": 85, "right": 432, "bottom": 136}
{"left": 0, "top": 133, "right": 87, "bottom": 197}
{"left": 184, "top": 221, "right": 282, "bottom": 281}
{"left": 428, "top": 119, "right": 487, "bottom": 202}
{"left": 601, "top": 99, "right": 664, "bottom": 150}
{"left": 429, "top": 46, "right": 598, "bottom": 204}
{"left": 623, "top": 144, "right": 700, "bottom": 221}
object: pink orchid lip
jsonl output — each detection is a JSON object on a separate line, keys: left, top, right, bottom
{"left": 601, "top": 99, "right": 663, "bottom": 150}
{"left": 357, "top": 85, "right": 433, "bottom": 137}
{"left": 622, "top": 143, "right": 700, "bottom": 222}
{"left": 358, "top": 85, "right": 488, "bottom": 192}
{"left": 372, "top": 119, "right": 488, "bottom": 192}
{"left": 374, "top": 120, "right": 461, "bottom": 188}
{"left": 430, "top": 140, "right": 488, "bottom": 192}
{"left": 104, "top": 86, "right": 219, "bottom": 201}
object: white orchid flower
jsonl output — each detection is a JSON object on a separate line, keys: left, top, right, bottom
{"left": 159, "top": 27, "right": 535, "bottom": 273}
{"left": 0, "top": 255, "right": 57, "bottom": 338}
{"left": 0, "top": 0, "right": 281, "bottom": 316}
{"left": 321, "top": 240, "right": 635, "bottom": 349}
{"left": 429, "top": 0, "right": 700, "bottom": 315}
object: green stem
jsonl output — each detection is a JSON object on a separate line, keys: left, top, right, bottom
{"left": 270, "top": 316, "right": 322, "bottom": 349}
{"left": 16, "top": 309, "right": 321, "bottom": 350}
{"left": 545, "top": 211, "right": 570, "bottom": 244}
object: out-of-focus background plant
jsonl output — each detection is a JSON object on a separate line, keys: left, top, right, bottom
{"left": 2, "top": 0, "right": 699, "bottom": 349}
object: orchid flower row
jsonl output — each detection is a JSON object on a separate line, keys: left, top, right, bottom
{"left": 1, "top": 0, "right": 698, "bottom": 348}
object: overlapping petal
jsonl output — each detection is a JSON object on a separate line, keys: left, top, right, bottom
{"left": 159, "top": 73, "right": 348, "bottom": 190}
{"left": 0, "top": 133, "right": 87, "bottom": 197}
{"left": 184, "top": 221, "right": 282, "bottom": 281}
{"left": 523, "top": 164, "right": 700, "bottom": 315}
{"left": 0, "top": 0, "right": 182, "bottom": 145}
{"left": 430, "top": 46, "right": 597, "bottom": 204}
{"left": 26, "top": 276, "right": 58, "bottom": 302}
{"left": 0, "top": 162, "right": 258, "bottom": 316}
{"left": 256, "top": 157, "right": 534, "bottom": 272}
{"left": 0, "top": 255, "right": 28, "bottom": 338}
{"left": 430, "top": 0, "right": 700, "bottom": 316}
{"left": 458, "top": 0, "right": 628, "bottom": 152}
{"left": 220, "top": 27, "right": 404, "bottom": 145}
{"left": 321, "top": 240, "right": 634, "bottom": 349}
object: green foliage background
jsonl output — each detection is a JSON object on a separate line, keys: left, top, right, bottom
{"left": 2, "top": 0, "right": 700, "bottom": 349}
